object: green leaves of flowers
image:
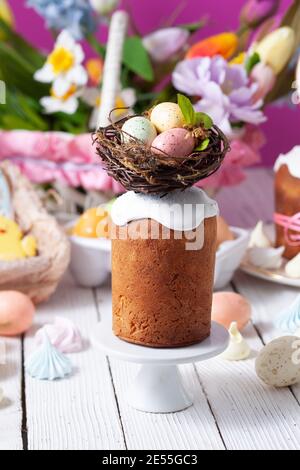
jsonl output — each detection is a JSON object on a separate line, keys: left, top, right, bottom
{"left": 123, "top": 36, "right": 154, "bottom": 81}
{"left": 245, "top": 52, "right": 260, "bottom": 74}
{"left": 177, "top": 94, "right": 213, "bottom": 129}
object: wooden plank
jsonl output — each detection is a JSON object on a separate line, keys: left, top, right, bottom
{"left": 24, "top": 275, "right": 126, "bottom": 450}
{"left": 0, "top": 336, "right": 23, "bottom": 450}
{"left": 234, "top": 271, "right": 300, "bottom": 412}
{"left": 95, "top": 286, "right": 225, "bottom": 451}
{"left": 216, "top": 168, "right": 274, "bottom": 228}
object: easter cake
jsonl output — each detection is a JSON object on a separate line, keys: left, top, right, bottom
{"left": 274, "top": 146, "right": 300, "bottom": 260}
{"left": 95, "top": 95, "right": 229, "bottom": 348}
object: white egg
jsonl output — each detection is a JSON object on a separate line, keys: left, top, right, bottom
{"left": 121, "top": 117, "right": 157, "bottom": 146}
{"left": 256, "top": 336, "right": 300, "bottom": 387}
{"left": 151, "top": 102, "right": 184, "bottom": 133}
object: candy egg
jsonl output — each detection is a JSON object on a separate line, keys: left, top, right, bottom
{"left": 73, "top": 207, "right": 110, "bottom": 239}
{"left": 0, "top": 291, "right": 35, "bottom": 336}
{"left": 256, "top": 336, "right": 300, "bottom": 387}
{"left": 212, "top": 292, "right": 251, "bottom": 331}
{"left": 151, "top": 102, "right": 184, "bottom": 132}
{"left": 121, "top": 117, "right": 157, "bottom": 146}
{"left": 151, "top": 128, "right": 195, "bottom": 158}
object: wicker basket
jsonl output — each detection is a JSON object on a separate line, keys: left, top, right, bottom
{"left": 0, "top": 161, "right": 70, "bottom": 304}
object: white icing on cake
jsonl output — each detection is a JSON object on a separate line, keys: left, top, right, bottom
{"left": 274, "top": 146, "right": 300, "bottom": 179}
{"left": 111, "top": 187, "right": 219, "bottom": 231}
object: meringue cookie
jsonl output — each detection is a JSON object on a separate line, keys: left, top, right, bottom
{"left": 276, "top": 295, "right": 300, "bottom": 334}
{"left": 220, "top": 322, "right": 251, "bottom": 361}
{"left": 248, "top": 246, "right": 284, "bottom": 270}
{"left": 26, "top": 335, "right": 72, "bottom": 381}
{"left": 35, "top": 317, "right": 83, "bottom": 353}
{"left": 0, "top": 340, "right": 6, "bottom": 365}
{"left": 248, "top": 221, "right": 271, "bottom": 248}
{"left": 285, "top": 253, "right": 300, "bottom": 279}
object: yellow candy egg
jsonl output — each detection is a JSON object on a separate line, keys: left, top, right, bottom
{"left": 150, "top": 102, "right": 184, "bottom": 133}
{"left": 22, "top": 235, "right": 37, "bottom": 257}
{"left": 73, "top": 207, "right": 110, "bottom": 239}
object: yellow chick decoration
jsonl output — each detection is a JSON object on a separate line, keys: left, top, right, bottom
{"left": 0, "top": 216, "right": 37, "bottom": 261}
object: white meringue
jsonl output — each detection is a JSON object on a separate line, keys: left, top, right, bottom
{"left": 220, "top": 322, "right": 251, "bottom": 361}
{"left": 26, "top": 335, "right": 72, "bottom": 381}
{"left": 248, "top": 221, "right": 271, "bottom": 248}
{"left": 285, "top": 253, "right": 300, "bottom": 279}
{"left": 248, "top": 246, "right": 284, "bottom": 270}
{"left": 0, "top": 340, "right": 6, "bottom": 365}
{"left": 35, "top": 316, "right": 83, "bottom": 353}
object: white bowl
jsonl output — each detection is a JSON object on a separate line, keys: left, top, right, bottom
{"left": 215, "top": 227, "right": 249, "bottom": 290}
{"left": 69, "top": 233, "right": 111, "bottom": 287}
{"left": 68, "top": 225, "right": 249, "bottom": 289}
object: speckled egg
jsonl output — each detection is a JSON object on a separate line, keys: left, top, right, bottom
{"left": 151, "top": 128, "right": 195, "bottom": 159}
{"left": 212, "top": 292, "right": 251, "bottom": 331}
{"left": 121, "top": 117, "right": 157, "bottom": 146}
{"left": 0, "top": 291, "right": 35, "bottom": 336}
{"left": 256, "top": 336, "right": 300, "bottom": 387}
{"left": 150, "top": 102, "right": 184, "bottom": 133}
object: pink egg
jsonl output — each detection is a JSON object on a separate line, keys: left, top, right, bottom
{"left": 151, "top": 128, "right": 195, "bottom": 158}
{"left": 212, "top": 292, "right": 251, "bottom": 331}
{"left": 0, "top": 291, "right": 35, "bottom": 336}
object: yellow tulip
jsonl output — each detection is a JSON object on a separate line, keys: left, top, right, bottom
{"left": 255, "top": 27, "right": 295, "bottom": 75}
{"left": 230, "top": 52, "right": 246, "bottom": 65}
{"left": 0, "top": 0, "right": 14, "bottom": 28}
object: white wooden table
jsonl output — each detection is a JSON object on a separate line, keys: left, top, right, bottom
{"left": 1, "top": 168, "right": 300, "bottom": 451}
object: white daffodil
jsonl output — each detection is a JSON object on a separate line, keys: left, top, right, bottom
{"left": 40, "top": 82, "right": 80, "bottom": 114}
{"left": 82, "top": 87, "right": 136, "bottom": 129}
{"left": 34, "top": 30, "right": 88, "bottom": 88}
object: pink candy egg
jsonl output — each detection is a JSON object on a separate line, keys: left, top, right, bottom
{"left": 212, "top": 292, "right": 251, "bottom": 331}
{"left": 151, "top": 128, "right": 195, "bottom": 158}
{"left": 0, "top": 291, "right": 35, "bottom": 336}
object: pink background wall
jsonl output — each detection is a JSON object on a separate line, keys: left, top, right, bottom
{"left": 8, "top": 0, "right": 300, "bottom": 166}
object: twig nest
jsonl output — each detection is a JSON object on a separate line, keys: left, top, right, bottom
{"left": 95, "top": 115, "right": 229, "bottom": 195}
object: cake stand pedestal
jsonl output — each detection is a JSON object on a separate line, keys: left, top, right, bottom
{"left": 93, "top": 318, "right": 228, "bottom": 413}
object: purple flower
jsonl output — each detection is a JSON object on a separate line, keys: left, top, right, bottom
{"left": 241, "top": 0, "right": 280, "bottom": 27}
{"left": 142, "top": 28, "right": 189, "bottom": 63}
{"left": 172, "top": 56, "right": 266, "bottom": 135}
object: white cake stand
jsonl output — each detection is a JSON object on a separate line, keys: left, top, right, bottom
{"left": 93, "top": 316, "right": 228, "bottom": 413}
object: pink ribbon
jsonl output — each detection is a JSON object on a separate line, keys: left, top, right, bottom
{"left": 274, "top": 212, "right": 300, "bottom": 246}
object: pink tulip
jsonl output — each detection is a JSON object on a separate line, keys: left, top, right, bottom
{"left": 241, "top": 0, "right": 280, "bottom": 27}
{"left": 142, "top": 27, "right": 189, "bottom": 63}
{"left": 250, "top": 62, "right": 276, "bottom": 101}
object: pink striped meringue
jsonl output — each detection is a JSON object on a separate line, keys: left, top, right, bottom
{"left": 35, "top": 316, "right": 83, "bottom": 353}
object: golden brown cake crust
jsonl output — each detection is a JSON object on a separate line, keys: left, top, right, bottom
{"left": 275, "top": 165, "right": 300, "bottom": 259}
{"left": 112, "top": 217, "right": 217, "bottom": 348}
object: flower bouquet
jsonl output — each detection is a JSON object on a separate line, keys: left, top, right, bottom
{"left": 0, "top": 0, "right": 299, "bottom": 209}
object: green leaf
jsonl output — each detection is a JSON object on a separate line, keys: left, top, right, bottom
{"left": 179, "top": 18, "right": 207, "bottom": 32}
{"left": 86, "top": 34, "right": 106, "bottom": 58}
{"left": 195, "top": 138, "right": 210, "bottom": 152}
{"left": 195, "top": 112, "right": 213, "bottom": 129}
{"left": 123, "top": 36, "right": 154, "bottom": 81}
{"left": 177, "top": 93, "right": 196, "bottom": 125}
{"left": 245, "top": 52, "right": 260, "bottom": 74}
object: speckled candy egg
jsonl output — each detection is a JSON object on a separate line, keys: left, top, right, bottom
{"left": 151, "top": 102, "right": 184, "bottom": 133}
{"left": 0, "top": 291, "right": 35, "bottom": 336}
{"left": 151, "top": 128, "right": 195, "bottom": 159}
{"left": 212, "top": 292, "right": 251, "bottom": 331}
{"left": 121, "top": 117, "right": 157, "bottom": 146}
{"left": 256, "top": 336, "right": 300, "bottom": 387}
